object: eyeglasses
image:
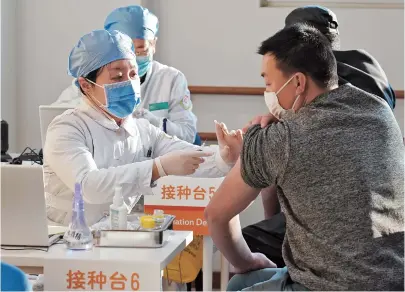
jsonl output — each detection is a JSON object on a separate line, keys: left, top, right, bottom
{"left": 134, "top": 41, "right": 154, "bottom": 56}
{"left": 135, "top": 49, "right": 150, "bottom": 56}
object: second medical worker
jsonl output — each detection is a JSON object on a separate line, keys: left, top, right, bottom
{"left": 55, "top": 5, "right": 200, "bottom": 144}
{"left": 44, "top": 29, "right": 242, "bottom": 226}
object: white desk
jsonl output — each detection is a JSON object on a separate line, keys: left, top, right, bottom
{"left": 2, "top": 158, "right": 231, "bottom": 289}
{"left": 2, "top": 230, "right": 193, "bottom": 291}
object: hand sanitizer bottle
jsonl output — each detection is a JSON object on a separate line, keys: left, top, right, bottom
{"left": 110, "top": 185, "right": 127, "bottom": 230}
{"left": 64, "top": 183, "right": 93, "bottom": 250}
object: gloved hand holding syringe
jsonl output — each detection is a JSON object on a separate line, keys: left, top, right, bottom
{"left": 155, "top": 121, "right": 243, "bottom": 177}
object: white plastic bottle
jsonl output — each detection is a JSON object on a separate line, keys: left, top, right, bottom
{"left": 110, "top": 185, "right": 127, "bottom": 230}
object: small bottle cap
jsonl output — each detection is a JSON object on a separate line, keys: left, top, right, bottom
{"left": 153, "top": 209, "right": 164, "bottom": 218}
{"left": 140, "top": 216, "right": 155, "bottom": 229}
{"left": 113, "top": 185, "right": 124, "bottom": 206}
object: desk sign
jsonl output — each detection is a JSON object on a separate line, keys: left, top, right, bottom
{"left": 144, "top": 176, "right": 224, "bottom": 235}
{"left": 66, "top": 270, "right": 139, "bottom": 290}
{"left": 44, "top": 259, "right": 161, "bottom": 291}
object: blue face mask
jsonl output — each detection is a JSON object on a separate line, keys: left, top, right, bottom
{"left": 87, "top": 78, "right": 141, "bottom": 118}
{"left": 136, "top": 54, "right": 153, "bottom": 77}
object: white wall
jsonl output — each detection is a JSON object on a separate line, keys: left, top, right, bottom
{"left": 1, "top": 0, "right": 17, "bottom": 152}
{"left": 147, "top": 0, "right": 404, "bottom": 135}
{"left": 5, "top": 0, "right": 404, "bottom": 150}
{"left": 14, "top": 0, "right": 140, "bottom": 151}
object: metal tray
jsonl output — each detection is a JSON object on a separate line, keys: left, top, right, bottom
{"left": 92, "top": 215, "right": 175, "bottom": 248}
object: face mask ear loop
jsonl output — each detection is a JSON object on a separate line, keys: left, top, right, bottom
{"left": 85, "top": 78, "right": 103, "bottom": 89}
{"left": 85, "top": 78, "right": 110, "bottom": 108}
{"left": 82, "top": 78, "right": 115, "bottom": 120}
{"left": 276, "top": 74, "right": 296, "bottom": 95}
{"left": 291, "top": 95, "right": 301, "bottom": 112}
{"left": 279, "top": 75, "right": 305, "bottom": 112}
{"left": 85, "top": 93, "right": 117, "bottom": 122}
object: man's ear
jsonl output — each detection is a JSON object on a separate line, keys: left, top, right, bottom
{"left": 77, "top": 77, "right": 92, "bottom": 95}
{"left": 294, "top": 73, "right": 307, "bottom": 96}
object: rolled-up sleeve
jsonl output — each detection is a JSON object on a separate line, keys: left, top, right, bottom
{"left": 240, "top": 124, "right": 289, "bottom": 189}
{"left": 149, "top": 121, "right": 231, "bottom": 178}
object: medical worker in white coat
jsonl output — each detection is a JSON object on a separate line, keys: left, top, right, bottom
{"left": 44, "top": 29, "right": 242, "bottom": 226}
{"left": 54, "top": 5, "right": 200, "bottom": 144}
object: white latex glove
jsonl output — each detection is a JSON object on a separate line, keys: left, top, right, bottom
{"left": 132, "top": 108, "right": 144, "bottom": 118}
{"left": 159, "top": 150, "right": 214, "bottom": 176}
{"left": 214, "top": 120, "right": 243, "bottom": 165}
{"left": 142, "top": 108, "right": 161, "bottom": 127}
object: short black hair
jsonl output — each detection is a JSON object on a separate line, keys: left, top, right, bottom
{"left": 258, "top": 24, "right": 338, "bottom": 88}
{"left": 79, "top": 67, "right": 102, "bottom": 95}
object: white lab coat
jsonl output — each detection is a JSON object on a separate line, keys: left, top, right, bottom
{"left": 43, "top": 101, "right": 229, "bottom": 226}
{"left": 53, "top": 61, "right": 197, "bottom": 143}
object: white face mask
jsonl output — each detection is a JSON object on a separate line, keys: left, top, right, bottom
{"left": 264, "top": 75, "right": 301, "bottom": 120}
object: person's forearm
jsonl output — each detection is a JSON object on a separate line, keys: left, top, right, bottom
{"left": 152, "top": 160, "right": 161, "bottom": 181}
{"left": 79, "top": 161, "right": 154, "bottom": 204}
{"left": 205, "top": 159, "right": 261, "bottom": 270}
{"left": 190, "top": 145, "right": 232, "bottom": 178}
{"left": 261, "top": 185, "right": 280, "bottom": 219}
{"left": 208, "top": 215, "right": 255, "bottom": 269}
